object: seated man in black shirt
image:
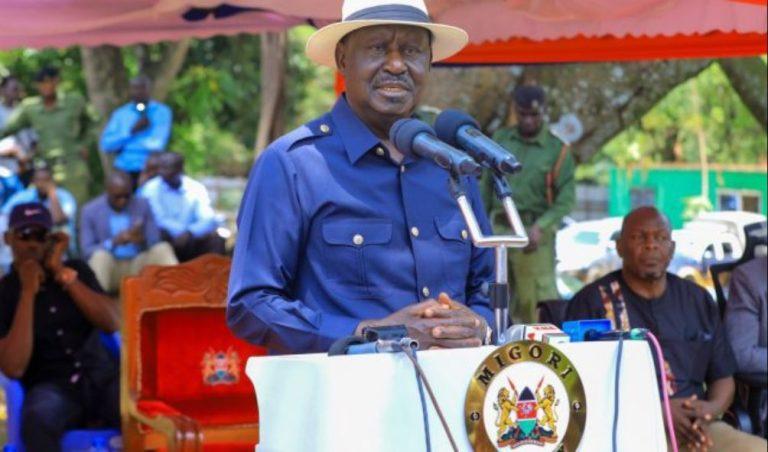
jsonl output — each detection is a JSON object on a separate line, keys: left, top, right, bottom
{"left": 564, "top": 206, "right": 766, "bottom": 451}
{"left": 0, "top": 202, "right": 120, "bottom": 452}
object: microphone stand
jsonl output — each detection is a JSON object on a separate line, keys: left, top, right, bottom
{"left": 448, "top": 170, "right": 528, "bottom": 343}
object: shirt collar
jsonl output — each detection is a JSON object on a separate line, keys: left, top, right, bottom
{"left": 511, "top": 125, "right": 547, "bottom": 146}
{"left": 330, "top": 95, "right": 382, "bottom": 165}
{"left": 161, "top": 176, "right": 185, "bottom": 193}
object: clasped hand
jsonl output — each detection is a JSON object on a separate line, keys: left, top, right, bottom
{"left": 358, "top": 293, "right": 488, "bottom": 350}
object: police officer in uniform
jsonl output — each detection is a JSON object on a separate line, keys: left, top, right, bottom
{"left": 483, "top": 85, "right": 575, "bottom": 323}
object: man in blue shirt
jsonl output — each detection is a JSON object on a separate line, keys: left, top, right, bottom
{"left": 80, "top": 171, "right": 177, "bottom": 293}
{"left": 99, "top": 76, "right": 172, "bottom": 188}
{"left": 227, "top": 0, "right": 494, "bottom": 354}
{"left": 139, "top": 151, "right": 223, "bottom": 262}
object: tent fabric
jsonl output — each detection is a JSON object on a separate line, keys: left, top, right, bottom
{"left": 0, "top": 1, "right": 305, "bottom": 50}
{"left": 242, "top": 0, "right": 766, "bottom": 43}
{"left": 444, "top": 31, "right": 767, "bottom": 64}
{"left": 0, "top": 0, "right": 764, "bottom": 62}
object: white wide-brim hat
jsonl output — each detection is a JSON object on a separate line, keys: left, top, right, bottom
{"left": 306, "top": 0, "right": 469, "bottom": 68}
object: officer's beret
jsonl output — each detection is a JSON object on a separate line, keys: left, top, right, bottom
{"left": 513, "top": 85, "right": 545, "bottom": 110}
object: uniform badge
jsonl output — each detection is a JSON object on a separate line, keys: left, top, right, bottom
{"left": 465, "top": 341, "right": 586, "bottom": 451}
{"left": 201, "top": 346, "right": 241, "bottom": 385}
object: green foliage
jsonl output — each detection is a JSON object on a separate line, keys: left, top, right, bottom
{"left": 682, "top": 195, "right": 713, "bottom": 220}
{"left": 0, "top": 47, "right": 86, "bottom": 95}
{"left": 599, "top": 63, "right": 767, "bottom": 170}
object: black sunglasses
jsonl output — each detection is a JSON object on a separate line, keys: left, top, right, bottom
{"left": 15, "top": 227, "right": 49, "bottom": 243}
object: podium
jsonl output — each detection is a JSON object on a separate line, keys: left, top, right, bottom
{"left": 246, "top": 342, "right": 667, "bottom": 451}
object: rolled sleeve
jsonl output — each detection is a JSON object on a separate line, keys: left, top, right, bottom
{"left": 188, "top": 187, "right": 217, "bottom": 238}
{"left": 99, "top": 108, "right": 131, "bottom": 153}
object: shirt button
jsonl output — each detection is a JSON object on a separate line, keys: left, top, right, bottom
{"left": 461, "top": 229, "right": 469, "bottom": 240}
{"left": 353, "top": 234, "right": 364, "bottom": 246}
{"left": 74, "top": 361, "right": 82, "bottom": 368}
{"left": 375, "top": 147, "right": 385, "bottom": 157}
{"left": 56, "top": 329, "right": 64, "bottom": 337}
{"left": 319, "top": 124, "right": 330, "bottom": 134}
{"left": 49, "top": 306, "right": 57, "bottom": 314}
{"left": 400, "top": 165, "right": 406, "bottom": 173}
{"left": 65, "top": 348, "right": 73, "bottom": 355}
{"left": 410, "top": 227, "right": 420, "bottom": 238}
{"left": 422, "top": 286, "right": 430, "bottom": 298}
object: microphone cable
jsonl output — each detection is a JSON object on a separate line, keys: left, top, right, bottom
{"left": 645, "top": 331, "right": 679, "bottom": 452}
{"left": 612, "top": 334, "right": 624, "bottom": 452}
{"left": 396, "top": 344, "right": 459, "bottom": 452}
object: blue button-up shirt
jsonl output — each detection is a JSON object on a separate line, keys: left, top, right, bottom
{"left": 99, "top": 100, "right": 172, "bottom": 173}
{"left": 138, "top": 175, "right": 217, "bottom": 238}
{"left": 227, "top": 96, "right": 495, "bottom": 354}
{"left": 108, "top": 211, "right": 140, "bottom": 260}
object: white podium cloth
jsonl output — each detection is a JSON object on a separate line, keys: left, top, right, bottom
{"left": 246, "top": 342, "right": 667, "bottom": 452}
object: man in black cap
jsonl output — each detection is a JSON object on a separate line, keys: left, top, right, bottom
{"left": 483, "top": 84, "right": 575, "bottom": 323}
{"left": 0, "top": 202, "right": 119, "bottom": 451}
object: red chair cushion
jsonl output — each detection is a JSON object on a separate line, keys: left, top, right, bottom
{"left": 139, "top": 307, "right": 267, "bottom": 419}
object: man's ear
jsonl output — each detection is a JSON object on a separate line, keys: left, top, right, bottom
{"left": 3, "top": 231, "right": 12, "bottom": 247}
{"left": 334, "top": 42, "right": 346, "bottom": 73}
{"left": 615, "top": 237, "right": 624, "bottom": 259}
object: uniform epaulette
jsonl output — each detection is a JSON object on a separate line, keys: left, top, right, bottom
{"left": 272, "top": 114, "right": 334, "bottom": 154}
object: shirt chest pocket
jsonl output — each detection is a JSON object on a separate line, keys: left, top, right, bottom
{"left": 434, "top": 216, "right": 472, "bottom": 297}
{"left": 321, "top": 219, "right": 393, "bottom": 293}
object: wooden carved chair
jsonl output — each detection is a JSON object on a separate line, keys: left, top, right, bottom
{"left": 121, "top": 254, "right": 267, "bottom": 451}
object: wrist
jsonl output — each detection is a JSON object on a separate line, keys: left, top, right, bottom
{"left": 55, "top": 267, "right": 78, "bottom": 288}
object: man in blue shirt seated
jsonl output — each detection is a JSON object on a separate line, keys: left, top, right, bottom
{"left": 2, "top": 163, "right": 77, "bottom": 256}
{"left": 139, "top": 151, "right": 223, "bottom": 262}
{"left": 99, "top": 75, "right": 172, "bottom": 188}
{"left": 227, "top": 0, "right": 494, "bottom": 354}
{"left": 80, "top": 171, "right": 177, "bottom": 293}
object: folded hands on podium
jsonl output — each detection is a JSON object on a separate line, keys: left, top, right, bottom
{"left": 355, "top": 292, "right": 488, "bottom": 350}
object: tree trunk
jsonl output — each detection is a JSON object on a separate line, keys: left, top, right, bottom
{"left": 80, "top": 45, "right": 130, "bottom": 181}
{"left": 718, "top": 57, "right": 767, "bottom": 131}
{"left": 81, "top": 45, "right": 130, "bottom": 120}
{"left": 141, "top": 39, "right": 192, "bottom": 102}
{"left": 254, "top": 32, "right": 288, "bottom": 158}
{"left": 422, "top": 60, "right": 713, "bottom": 162}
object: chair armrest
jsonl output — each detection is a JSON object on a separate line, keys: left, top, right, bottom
{"left": 130, "top": 400, "right": 202, "bottom": 452}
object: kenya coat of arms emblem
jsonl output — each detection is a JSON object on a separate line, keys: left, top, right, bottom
{"left": 465, "top": 341, "right": 587, "bottom": 451}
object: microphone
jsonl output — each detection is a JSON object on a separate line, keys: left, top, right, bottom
{"left": 562, "top": 319, "right": 648, "bottom": 342}
{"left": 499, "top": 323, "right": 570, "bottom": 345}
{"left": 390, "top": 118, "right": 482, "bottom": 176}
{"left": 347, "top": 337, "right": 419, "bottom": 355}
{"left": 585, "top": 328, "right": 648, "bottom": 342}
{"left": 434, "top": 109, "right": 522, "bottom": 174}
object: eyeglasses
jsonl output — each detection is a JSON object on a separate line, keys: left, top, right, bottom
{"left": 15, "top": 227, "right": 49, "bottom": 243}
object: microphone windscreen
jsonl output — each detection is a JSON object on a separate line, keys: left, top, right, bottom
{"left": 434, "top": 109, "right": 479, "bottom": 147}
{"left": 389, "top": 118, "right": 434, "bottom": 154}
